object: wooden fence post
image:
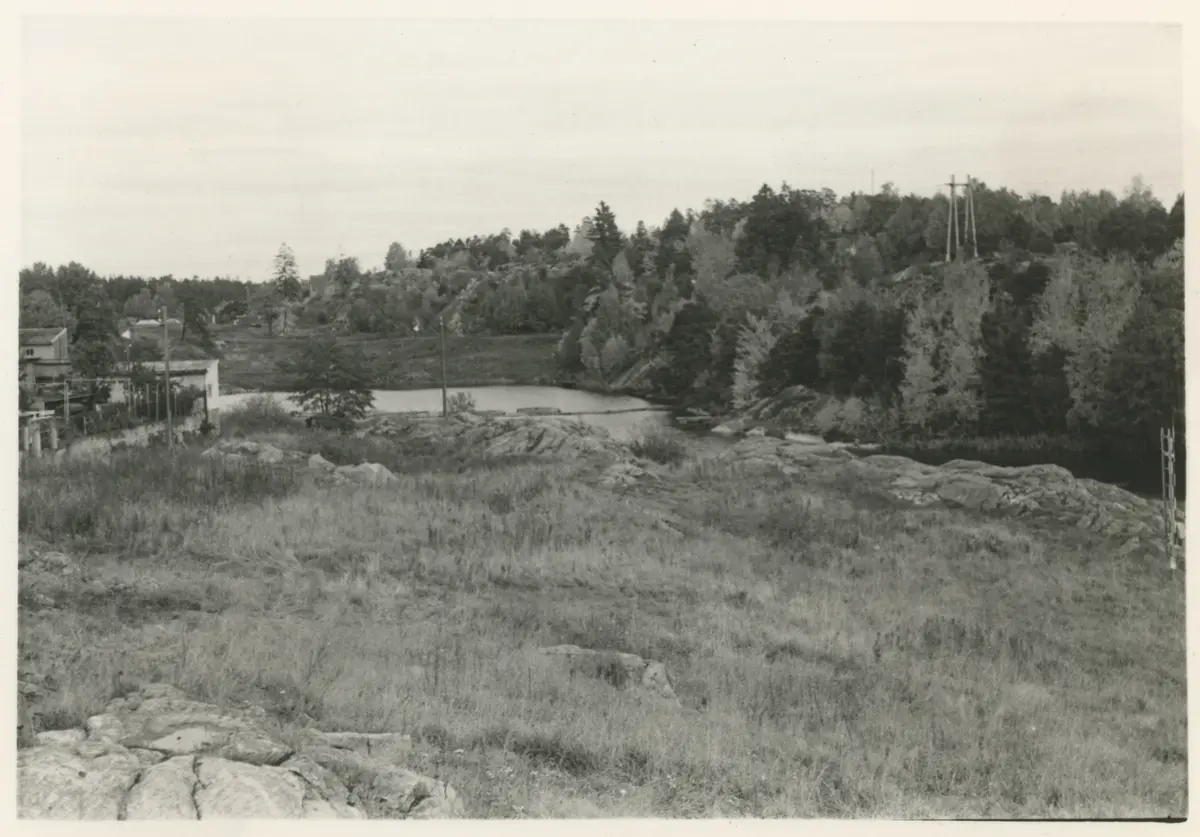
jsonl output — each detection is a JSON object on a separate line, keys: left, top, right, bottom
{"left": 1161, "top": 426, "right": 1178, "bottom": 572}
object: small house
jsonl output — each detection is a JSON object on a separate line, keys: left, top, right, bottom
{"left": 19, "top": 327, "right": 70, "bottom": 388}
{"left": 113, "top": 358, "right": 220, "bottom": 403}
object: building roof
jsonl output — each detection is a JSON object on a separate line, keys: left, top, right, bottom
{"left": 130, "top": 318, "right": 182, "bottom": 327}
{"left": 19, "top": 327, "right": 67, "bottom": 346}
{"left": 116, "top": 359, "right": 218, "bottom": 373}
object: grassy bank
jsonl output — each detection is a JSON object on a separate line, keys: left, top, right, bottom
{"left": 17, "top": 416, "right": 1187, "bottom": 818}
{"left": 216, "top": 325, "right": 563, "bottom": 393}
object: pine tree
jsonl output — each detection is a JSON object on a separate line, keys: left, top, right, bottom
{"left": 273, "top": 243, "right": 303, "bottom": 301}
{"left": 587, "top": 201, "right": 623, "bottom": 272}
{"left": 630, "top": 221, "right": 654, "bottom": 276}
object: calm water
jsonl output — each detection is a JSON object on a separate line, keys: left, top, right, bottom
{"left": 214, "top": 386, "right": 669, "bottom": 442}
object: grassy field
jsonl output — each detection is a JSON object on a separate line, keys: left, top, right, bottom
{"left": 215, "top": 323, "right": 563, "bottom": 393}
{"left": 16, "top": 405, "right": 1188, "bottom": 818}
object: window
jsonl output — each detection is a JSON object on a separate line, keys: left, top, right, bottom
{"left": 207, "top": 384, "right": 213, "bottom": 398}
{"left": 23, "top": 348, "right": 34, "bottom": 357}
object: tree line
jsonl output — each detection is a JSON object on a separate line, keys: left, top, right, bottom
{"left": 18, "top": 175, "right": 1185, "bottom": 487}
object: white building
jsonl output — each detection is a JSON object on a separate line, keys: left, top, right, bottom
{"left": 112, "top": 358, "right": 220, "bottom": 404}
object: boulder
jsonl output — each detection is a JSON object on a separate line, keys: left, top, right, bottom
{"left": 202, "top": 440, "right": 286, "bottom": 464}
{"left": 307, "top": 453, "right": 336, "bottom": 472}
{"left": 539, "top": 645, "right": 679, "bottom": 703}
{"left": 122, "top": 756, "right": 199, "bottom": 819}
{"left": 195, "top": 757, "right": 308, "bottom": 818}
{"left": 598, "top": 460, "right": 659, "bottom": 489}
{"left": 711, "top": 420, "right": 744, "bottom": 437}
{"left": 333, "top": 462, "right": 398, "bottom": 485}
{"left": 357, "top": 768, "right": 465, "bottom": 819}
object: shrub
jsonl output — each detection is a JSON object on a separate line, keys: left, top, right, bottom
{"left": 838, "top": 397, "right": 866, "bottom": 438}
{"left": 447, "top": 391, "right": 477, "bottom": 415}
{"left": 222, "top": 395, "right": 300, "bottom": 436}
{"left": 629, "top": 428, "right": 687, "bottom": 466}
{"left": 812, "top": 400, "right": 842, "bottom": 437}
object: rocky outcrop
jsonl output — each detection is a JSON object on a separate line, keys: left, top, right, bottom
{"left": 539, "top": 645, "right": 679, "bottom": 704}
{"left": 201, "top": 440, "right": 397, "bottom": 485}
{"left": 718, "top": 435, "right": 1184, "bottom": 556}
{"left": 597, "top": 459, "right": 664, "bottom": 489}
{"left": 359, "top": 412, "right": 626, "bottom": 459}
{"left": 202, "top": 438, "right": 289, "bottom": 464}
{"left": 17, "top": 684, "right": 464, "bottom": 820}
{"left": 711, "top": 384, "right": 833, "bottom": 437}
{"left": 333, "top": 462, "right": 397, "bottom": 485}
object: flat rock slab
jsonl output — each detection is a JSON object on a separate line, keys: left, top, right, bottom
{"left": 18, "top": 684, "right": 461, "bottom": 820}
{"left": 18, "top": 744, "right": 142, "bottom": 819}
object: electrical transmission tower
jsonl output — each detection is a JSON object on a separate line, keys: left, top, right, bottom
{"left": 943, "top": 174, "right": 979, "bottom": 262}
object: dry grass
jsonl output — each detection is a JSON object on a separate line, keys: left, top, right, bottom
{"left": 17, "top": 432, "right": 1187, "bottom": 819}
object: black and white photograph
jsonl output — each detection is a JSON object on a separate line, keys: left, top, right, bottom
{"left": 12, "top": 2, "right": 1189, "bottom": 822}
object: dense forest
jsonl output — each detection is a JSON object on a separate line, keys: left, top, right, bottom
{"left": 19, "top": 175, "right": 1185, "bottom": 491}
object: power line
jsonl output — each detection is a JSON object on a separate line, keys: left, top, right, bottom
{"left": 941, "top": 174, "right": 979, "bottom": 263}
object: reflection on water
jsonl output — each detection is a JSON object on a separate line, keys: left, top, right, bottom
{"left": 214, "top": 386, "right": 669, "bottom": 442}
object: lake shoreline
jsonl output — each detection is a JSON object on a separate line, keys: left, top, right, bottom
{"left": 214, "top": 385, "right": 672, "bottom": 443}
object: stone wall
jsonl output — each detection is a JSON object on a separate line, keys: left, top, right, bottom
{"left": 51, "top": 411, "right": 218, "bottom": 462}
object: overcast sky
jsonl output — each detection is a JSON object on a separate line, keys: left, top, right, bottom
{"left": 21, "top": 17, "right": 1182, "bottom": 280}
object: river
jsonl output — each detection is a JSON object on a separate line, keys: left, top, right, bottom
{"left": 213, "top": 385, "right": 670, "bottom": 442}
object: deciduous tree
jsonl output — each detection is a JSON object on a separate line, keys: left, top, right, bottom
{"left": 282, "top": 337, "right": 375, "bottom": 418}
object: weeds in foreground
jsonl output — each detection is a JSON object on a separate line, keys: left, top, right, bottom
{"left": 18, "top": 446, "right": 301, "bottom": 555}
{"left": 16, "top": 432, "right": 1188, "bottom": 818}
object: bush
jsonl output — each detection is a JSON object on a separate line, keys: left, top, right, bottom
{"left": 222, "top": 395, "right": 301, "bottom": 436}
{"left": 628, "top": 428, "right": 687, "bottom": 466}
{"left": 812, "top": 401, "right": 842, "bottom": 437}
{"left": 447, "top": 391, "right": 477, "bottom": 414}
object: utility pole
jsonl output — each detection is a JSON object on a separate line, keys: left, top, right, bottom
{"left": 952, "top": 175, "right": 961, "bottom": 256}
{"left": 125, "top": 340, "right": 133, "bottom": 408}
{"left": 439, "top": 314, "right": 449, "bottom": 419}
{"left": 965, "top": 175, "right": 979, "bottom": 259}
{"left": 944, "top": 176, "right": 955, "bottom": 263}
{"left": 161, "top": 306, "right": 174, "bottom": 449}
{"left": 1161, "top": 423, "right": 1178, "bottom": 571}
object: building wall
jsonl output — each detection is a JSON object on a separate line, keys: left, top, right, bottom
{"left": 30, "top": 361, "right": 70, "bottom": 383}
{"left": 49, "top": 412, "right": 211, "bottom": 462}
{"left": 206, "top": 363, "right": 220, "bottom": 401}
{"left": 22, "top": 338, "right": 65, "bottom": 362}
